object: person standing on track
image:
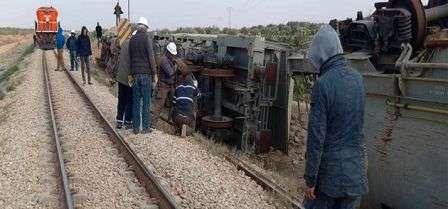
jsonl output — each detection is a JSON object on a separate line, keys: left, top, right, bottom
{"left": 115, "top": 38, "right": 133, "bottom": 130}
{"left": 303, "top": 25, "right": 367, "bottom": 209}
{"left": 152, "top": 42, "right": 178, "bottom": 129}
{"left": 55, "top": 27, "right": 66, "bottom": 71}
{"left": 66, "top": 30, "right": 79, "bottom": 71}
{"left": 129, "top": 17, "right": 158, "bottom": 134}
{"left": 77, "top": 26, "right": 93, "bottom": 85}
{"left": 95, "top": 22, "right": 103, "bottom": 49}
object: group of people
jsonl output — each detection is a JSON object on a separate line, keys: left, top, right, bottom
{"left": 110, "top": 17, "right": 199, "bottom": 135}
{"left": 55, "top": 24, "right": 99, "bottom": 85}
{"left": 54, "top": 16, "right": 366, "bottom": 209}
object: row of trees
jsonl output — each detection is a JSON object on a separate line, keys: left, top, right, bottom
{"left": 157, "top": 21, "right": 321, "bottom": 48}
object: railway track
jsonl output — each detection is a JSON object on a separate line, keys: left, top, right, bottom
{"left": 41, "top": 51, "right": 181, "bottom": 209}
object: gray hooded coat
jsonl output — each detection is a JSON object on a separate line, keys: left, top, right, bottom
{"left": 116, "top": 40, "right": 131, "bottom": 86}
{"left": 304, "top": 25, "right": 367, "bottom": 198}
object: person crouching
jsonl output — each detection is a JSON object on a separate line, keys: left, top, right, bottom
{"left": 172, "top": 72, "right": 200, "bottom": 137}
{"left": 152, "top": 42, "right": 177, "bottom": 128}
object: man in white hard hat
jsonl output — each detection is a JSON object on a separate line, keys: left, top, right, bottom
{"left": 152, "top": 42, "right": 178, "bottom": 128}
{"left": 129, "top": 17, "right": 158, "bottom": 134}
{"left": 66, "top": 30, "right": 79, "bottom": 71}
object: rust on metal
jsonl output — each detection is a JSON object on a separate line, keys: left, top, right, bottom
{"left": 425, "top": 28, "right": 448, "bottom": 48}
{"left": 62, "top": 68, "right": 181, "bottom": 209}
{"left": 224, "top": 155, "right": 304, "bottom": 209}
{"left": 201, "top": 68, "right": 236, "bottom": 78}
{"left": 254, "top": 130, "right": 272, "bottom": 154}
{"left": 201, "top": 115, "right": 234, "bottom": 129}
{"left": 42, "top": 51, "right": 74, "bottom": 209}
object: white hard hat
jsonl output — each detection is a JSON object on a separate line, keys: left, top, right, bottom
{"left": 138, "top": 17, "right": 149, "bottom": 28}
{"left": 70, "top": 30, "right": 75, "bottom": 34}
{"left": 166, "top": 42, "right": 177, "bottom": 55}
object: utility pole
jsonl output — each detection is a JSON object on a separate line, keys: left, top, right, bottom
{"left": 227, "top": 7, "right": 233, "bottom": 29}
{"left": 128, "top": 0, "right": 130, "bottom": 21}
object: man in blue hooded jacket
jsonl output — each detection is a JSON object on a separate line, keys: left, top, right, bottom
{"left": 55, "top": 27, "right": 66, "bottom": 71}
{"left": 303, "top": 25, "right": 367, "bottom": 209}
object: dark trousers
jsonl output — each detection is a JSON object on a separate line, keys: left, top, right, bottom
{"left": 132, "top": 74, "right": 152, "bottom": 131}
{"left": 116, "top": 83, "right": 133, "bottom": 124}
{"left": 80, "top": 56, "right": 91, "bottom": 83}
{"left": 173, "top": 109, "right": 193, "bottom": 135}
{"left": 116, "top": 15, "right": 121, "bottom": 26}
{"left": 69, "top": 50, "right": 79, "bottom": 71}
{"left": 304, "top": 192, "right": 359, "bottom": 209}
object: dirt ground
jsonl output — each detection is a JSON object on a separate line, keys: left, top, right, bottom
{"left": 0, "top": 35, "right": 31, "bottom": 54}
{"left": 90, "top": 41, "right": 310, "bottom": 204}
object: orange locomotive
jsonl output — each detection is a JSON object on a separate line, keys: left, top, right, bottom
{"left": 35, "top": 6, "right": 59, "bottom": 50}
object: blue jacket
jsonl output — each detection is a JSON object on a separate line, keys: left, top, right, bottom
{"left": 76, "top": 35, "right": 92, "bottom": 57}
{"left": 66, "top": 35, "right": 77, "bottom": 51}
{"left": 304, "top": 54, "right": 367, "bottom": 198}
{"left": 55, "top": 28, "right": 65, "bottom": 49}
{"left": 174, "top": 76, "right": 199, "bottom": 116}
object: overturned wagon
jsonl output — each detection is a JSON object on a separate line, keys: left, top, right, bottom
{"left": 291, "top": 0, "right": 448, "bottom": 208}
{"left": 155, "top": 33, "right": 293, "bottom": 153}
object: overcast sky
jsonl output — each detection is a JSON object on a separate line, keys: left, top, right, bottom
{"left": 0, "top": 0, "right": 430, "bottom": 30}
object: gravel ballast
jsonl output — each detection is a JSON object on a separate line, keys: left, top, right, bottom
{"left": 46, "top": 53, "right": 154, "bottom": 209}
{"left": 0, "top": 51, "right": 60, "bottom": 209}
{"left": 67, "top": 55, "right": 285, "bottom": 209}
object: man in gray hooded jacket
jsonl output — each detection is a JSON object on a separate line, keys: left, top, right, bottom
{"left": 303, "top": 25, "right": 367, "bottom": 209}
{"left": 115, "top": 39, "right": 133, "bottom": 129}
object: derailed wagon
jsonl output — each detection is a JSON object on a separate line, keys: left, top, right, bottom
{"left": 154, "top": 33, "right": 292, "bottom": 153}
{"left": 291, "top": 0, "right": 448, "bottom": 208}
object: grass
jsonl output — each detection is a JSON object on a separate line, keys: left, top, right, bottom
{"left": 91, "top": 64, "right": 118, "bottom": 97}
{"left": 0, "top": 44, "right": 34, "bottom": 99}
{"left": 0, "top": 27, "right": 33, "bottom": 36}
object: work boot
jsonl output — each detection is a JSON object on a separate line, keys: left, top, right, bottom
{"left": 133, "top": 129, "right": 140, "bottom": 135}
{"left": 125, "top": 121, "right": 133, "bottom": 130}
{"left": 141, "top": 128, "right": 153, "bottom": 134}
{"left": 116, "top": 122, "right": 123, "bottom": 129}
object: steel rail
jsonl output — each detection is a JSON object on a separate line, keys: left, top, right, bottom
{"left": 61, "top": 67, "right": 181, "bottom": 209}
{"left": 224, "top": 154, "right": 304, "bottom": 209}
{"left": 41, "top": 51, "right": 74, "bottom": 209}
